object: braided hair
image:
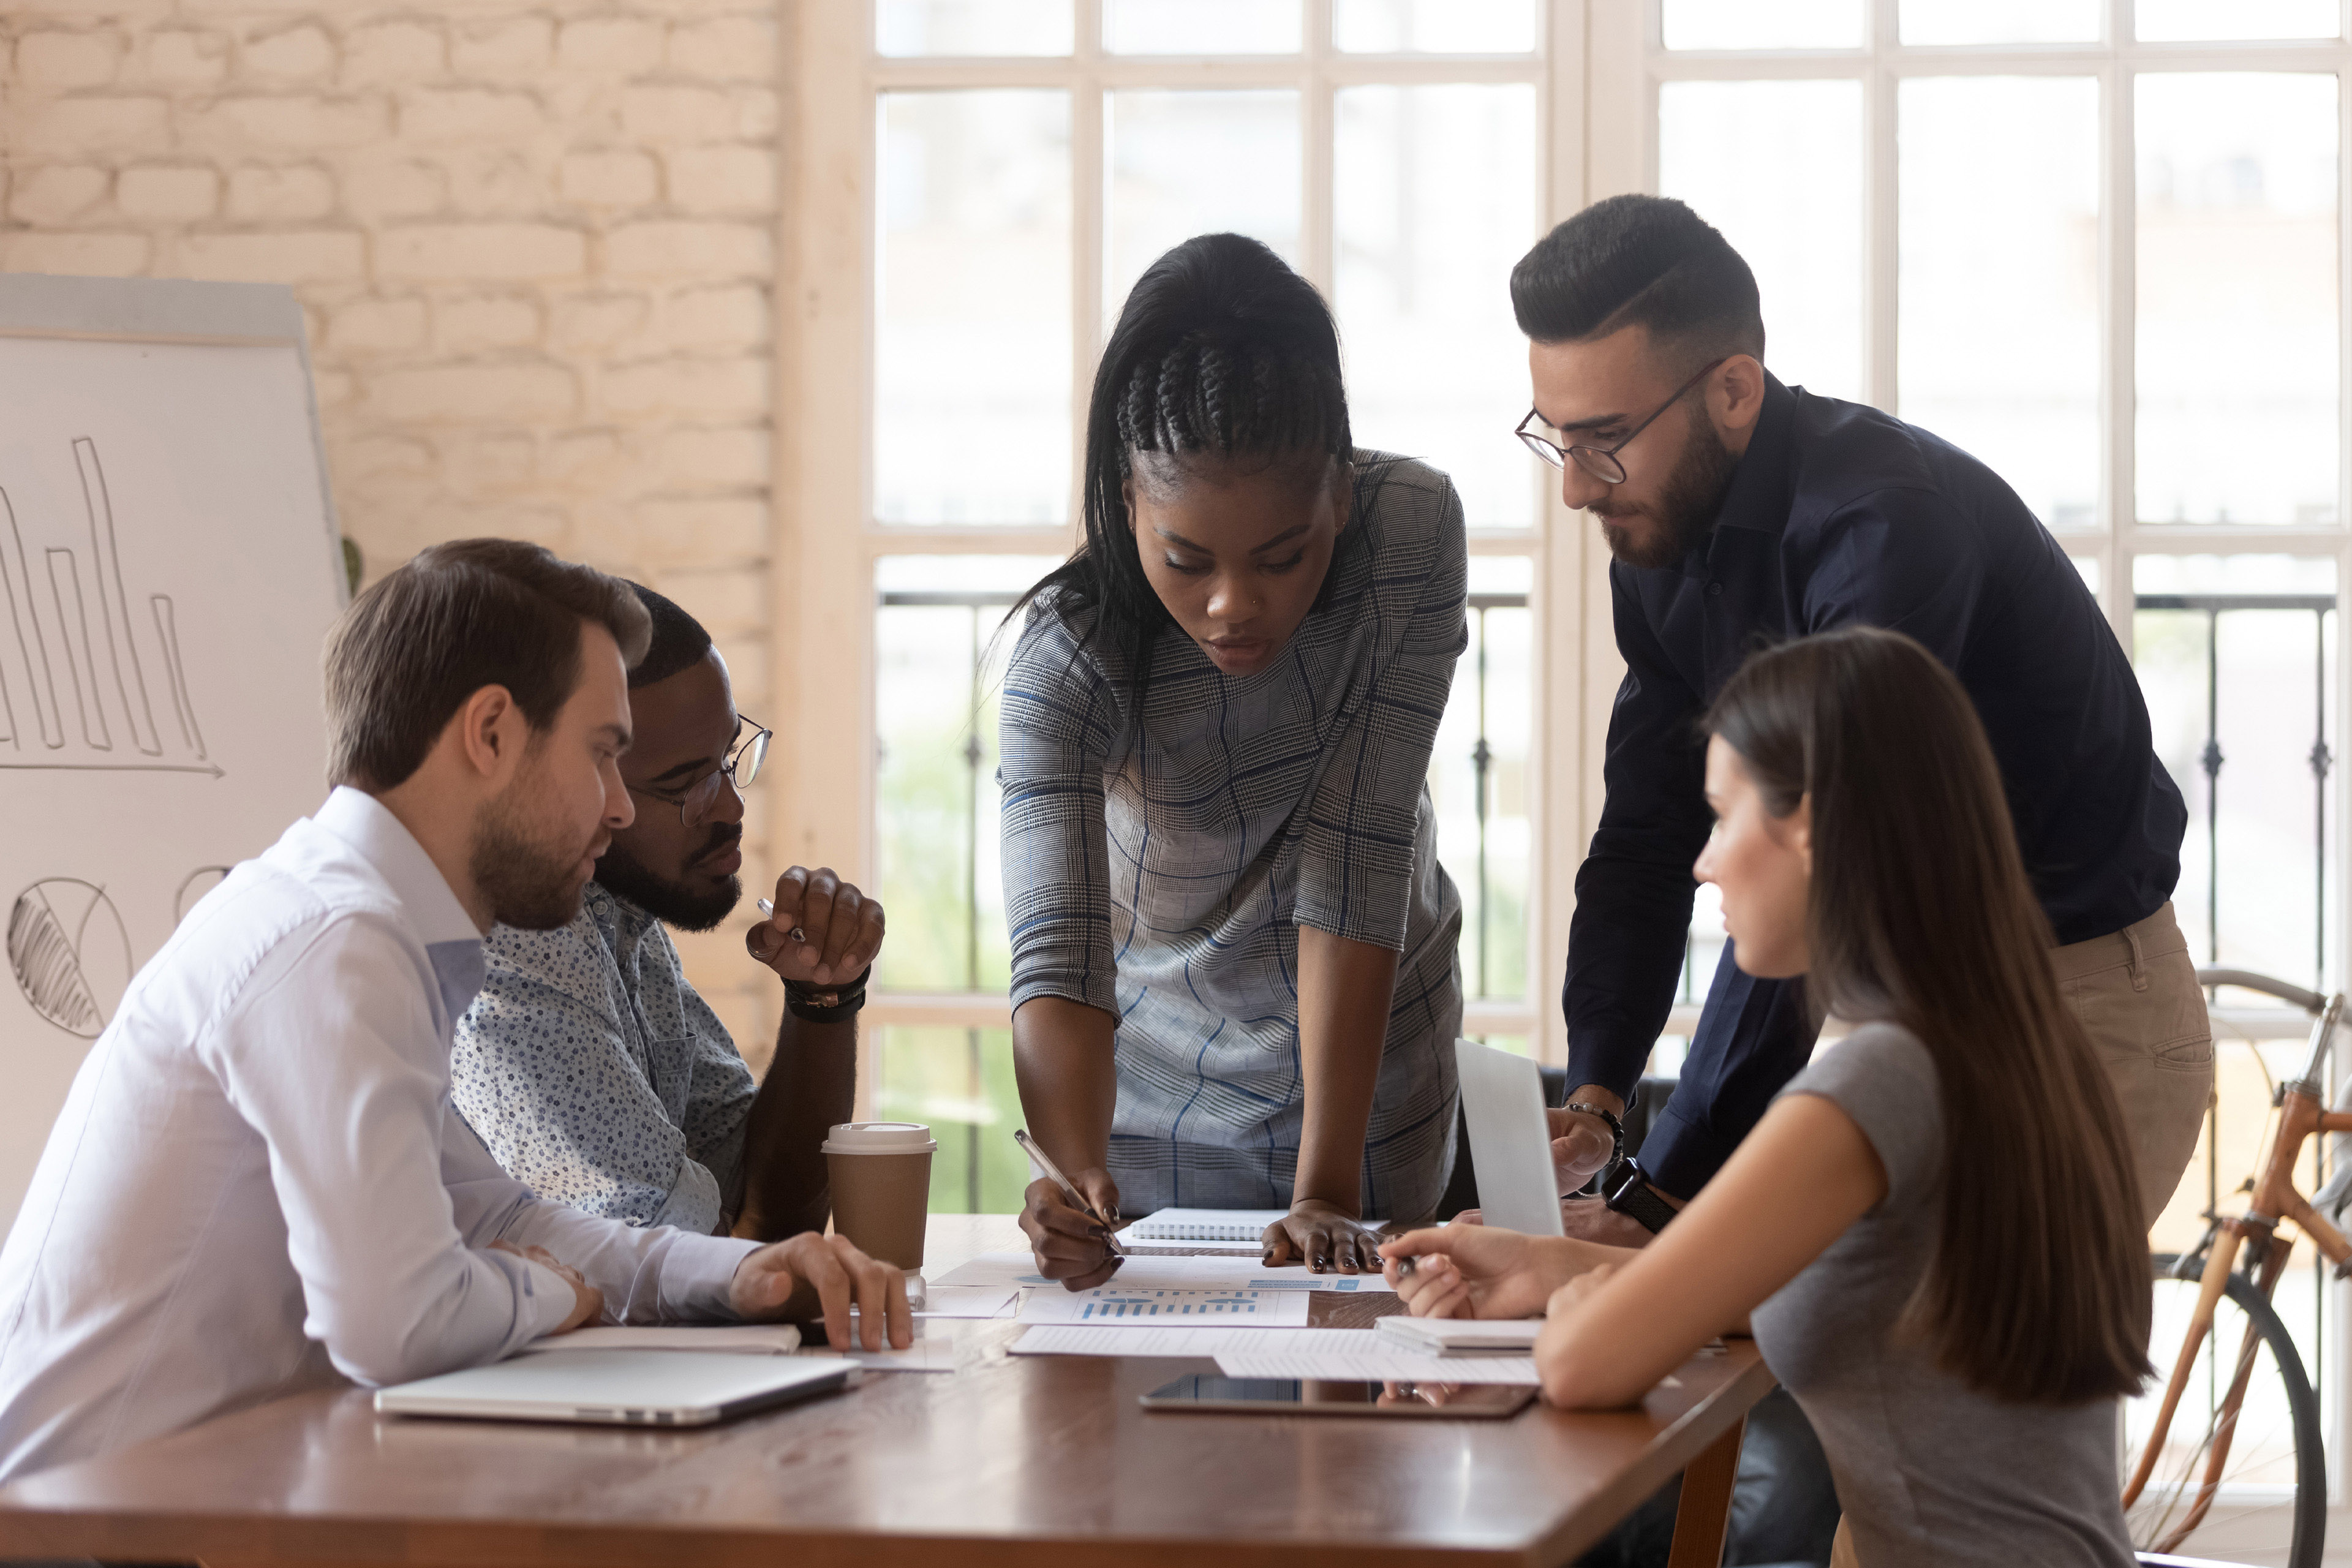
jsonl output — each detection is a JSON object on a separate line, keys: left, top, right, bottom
{"left": 1012, "top": 233, "right": 1374, "bottom": 729}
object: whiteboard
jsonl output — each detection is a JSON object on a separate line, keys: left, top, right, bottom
{"left": 0, "top": 275, "right": 344, "bottom": 1226}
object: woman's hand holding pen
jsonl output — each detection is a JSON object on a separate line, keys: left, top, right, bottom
{"left": 1019, "top": 1169, "right": 1125, "bottom": 1291}
{"left": 1376, "top": 1225, "right": 1580, "bottom": 1320}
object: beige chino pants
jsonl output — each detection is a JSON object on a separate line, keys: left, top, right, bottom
{"left": 2050, "top": 902, "right": 2215, "bottom": 1230}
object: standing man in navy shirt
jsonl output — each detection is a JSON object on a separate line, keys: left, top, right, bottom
{"left": 1524, "top": 195, "right": 2209, "bottom": 1246}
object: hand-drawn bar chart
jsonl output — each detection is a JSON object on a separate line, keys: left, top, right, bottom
{"left": 0, "top": 437, "right": 216, "bottom": 777}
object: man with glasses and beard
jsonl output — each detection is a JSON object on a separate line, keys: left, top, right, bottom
{"left": 452, "top": 585, "right": 882, "bottom": 1243}
{"left": 0, "top": 541, "right": 907, "bottom": 1483}
{"left": 1500, "top": 196, "right": 2204, "bottom": 1565}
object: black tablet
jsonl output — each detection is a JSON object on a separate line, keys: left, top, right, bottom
{"left": 1139, "top": 1373, "right": 1537, "bottom": 1419}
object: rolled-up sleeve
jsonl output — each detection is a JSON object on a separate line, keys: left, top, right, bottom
{"left": 1295, "top": 477, "right": 1467, "bottom": 951}
{"left": 1000, "top": 607, "right": 1122, "bottom": 1016}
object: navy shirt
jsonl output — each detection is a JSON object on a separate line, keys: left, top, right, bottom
{"left": 1564, "top": 374, "right": 2185, "bottom": 1197}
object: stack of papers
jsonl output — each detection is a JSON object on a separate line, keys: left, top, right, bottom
{"left": 1374, "top": 1317, "right": 1542, "bottom": 1355}
{"left": 1112, "top": 1207, "right": 1287, "bottom": 1253}
{"left": 1016, "top": 1285, "right": 1307, "bottom": 1327}
{"left": 933, "top": 1251, "right": 1394, "bottom": 1294}
{"left": 1009, "top": 1325, "right": 1540, "bottom": 1385}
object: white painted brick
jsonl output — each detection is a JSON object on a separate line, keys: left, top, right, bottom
{"left": 333, "top": 434, "right": 435, "bottom": 480}
{"left": 226, "top": 164, "right": 336, "bottom": 222}
{"left": 9, "top": 165, "right": 110, "bottom": 227}
{"left": 668, "top": 17, "right": 775, "bottom": 81}
{"left": 379, "top": 224, "right": 585, "bottom": 282}
{"left": 399, "top": 89, "right": 544, "bottom": 145}
{"left": 116, "top": 165, "right": 221, "bottom": 222}
{"left": 633, "top": 496, "right": 767, "bottom": 562}
{"left": 17, "top": 30, "right": 125, "bottom": 90}
{"left": 12, "top": 97, "right": 168, "bottom": 157}
{"left": 329, "top": 296, "right": 428, "bottom": 353}
{"left": 552, "top": 292, "right": 651, "bottom": 350}
{"left": 0, "top": 232, "right": 151, "bottom": 275}
{"left": 178, "top": 230, "right": 364, "bottom": 283}
{"left": 445, "top": 432, "right": 538, "bottom": 492}
{"left": 545, "top": 429, "right": 627, "bottom": 486}
{"left": 342, "top": 157, "right": 445, "bottom": 221}
{"left": 607, "top": 221, "right": 771, "bottom": 279}
{"left": 342, "top": 20, "right": 443, "bottom": 85}
{"left": 738, "top": 89, "right": 780, "bottom": 141}
{"left": 556, "top": 17, "right": 664, "bottom": 73}
{"left": 660, "top": 284, "right": 771, "bottom": 350}
{"left": 312, "top": 366, "right": 356, "bottom": 409}
{"left": 599, "top": 355, "right": 769, "bottom": 419}
{"left": 369, "top": 363, "right": 578, "bottom": 423}
{"left": 186, "top": 94, "right": 383, "bottom": 151}
{"left": 620, "top": 85, "right": 736, "bottom": 143}
{"left": 451, "top": 17, "right": 552, "bottom": 75}
{"left": 447, "top": 151, "right": 549, "bottom": 216}
{"left": 560, "top": 151, "right": 659, "bottom": 208}
{"left": 242, "top": 23, "right": 332, "bottom": 80}
{"left": 438, "top": 295, "right": 541, "bottom": 354}
{"left": 665, "top": 146, "right": 774, "bottom": 214}
{"left": 654, "top": 564, "right": 767, "bottom": 630}
{"left": 661, "top": 426, "right": 771, "bottom": 489}
{"left": 143, "top": 29, "right": 231, "bottom": 86}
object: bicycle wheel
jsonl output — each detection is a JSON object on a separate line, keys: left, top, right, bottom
{"left": 2125, "top": 1252, "right": 2326, "bottom": 1568}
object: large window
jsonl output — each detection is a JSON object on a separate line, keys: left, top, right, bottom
{"left": 1591, "top": 0, "right": 2352, "bottom": 1526}
{"left": 786, "top": 1, "right": 1570, "bottom": 1216}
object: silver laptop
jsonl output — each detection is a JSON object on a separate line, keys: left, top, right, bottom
{"left": 374, "top": 1349, "right": 851, "bottom": 1427}
{"left": 1453, "top": 1037, "right": 1567, "bottom": 1238}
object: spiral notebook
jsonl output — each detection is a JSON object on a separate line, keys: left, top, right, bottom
{"left": 1112, "top": 1208, "right": 1292, "bottom": 1253}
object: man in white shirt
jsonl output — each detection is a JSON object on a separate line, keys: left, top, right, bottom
{"left": 0, "top": 538, "right": 909, "bottom": 1482}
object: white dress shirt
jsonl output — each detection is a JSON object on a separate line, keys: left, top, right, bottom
{"left": 0, "top": 788, "right": 758, "bottom": 1481}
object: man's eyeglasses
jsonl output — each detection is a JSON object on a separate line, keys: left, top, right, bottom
{"left": 1515, "top": 358, "right": 1728, "bottom": 485}
{"left": 627, "top": 720, "right": 772, "bottom": 829}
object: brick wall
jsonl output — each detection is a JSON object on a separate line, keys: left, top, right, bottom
{"left": 1, "top": 0, "right": 789, "bottom": 1060}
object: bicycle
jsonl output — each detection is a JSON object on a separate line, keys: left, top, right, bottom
{"left": 2124, "top": 968, "right": 2339, "bottom": 1568}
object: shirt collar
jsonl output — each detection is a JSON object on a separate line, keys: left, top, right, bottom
{"left": 1709, "top": 371, "right": 1800, "bottom": 540}
{"left": 312, "top": 785, "right": 483, "bottom": 946}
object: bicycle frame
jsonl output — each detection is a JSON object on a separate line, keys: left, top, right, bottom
{"left": 2124, "top": 989, "right": 2348, "bottom": 1545}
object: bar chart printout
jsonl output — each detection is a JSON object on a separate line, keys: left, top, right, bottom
{"left": 1016, "top": 1288, "right": 1310, "bottom": 1327}
{"left": 0, "top": 436, "right": 213, "bottom": 776}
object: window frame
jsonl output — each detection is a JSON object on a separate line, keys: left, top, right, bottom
{"left": 779, "top": 1, "right": 1607, "bottom": 1093}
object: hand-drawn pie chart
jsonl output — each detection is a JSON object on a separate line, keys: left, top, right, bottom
{"left": 7, "top": 880, "right": 133, "bottom": 1040}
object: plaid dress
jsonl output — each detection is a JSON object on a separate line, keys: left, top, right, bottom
{"left": 999, "top": 454, "right": 1466, "bottom": 1221}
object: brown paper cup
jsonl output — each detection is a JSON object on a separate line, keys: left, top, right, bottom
{"left": 823, "top": 1121, "right": 937, "bottom": 1270}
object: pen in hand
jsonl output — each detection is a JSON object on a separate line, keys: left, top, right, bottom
{"left": 753, "top": 897, "right": 806, "bottom": 944}
{"left": 1014, "top": 1129, "right": 1128, "bottom": 1256}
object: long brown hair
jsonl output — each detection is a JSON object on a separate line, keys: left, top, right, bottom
{"left": 1706, "top": 625, "right": 2152, "bottom": 1404}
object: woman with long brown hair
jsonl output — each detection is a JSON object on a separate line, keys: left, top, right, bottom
{"left": 1380, "top": 625, "right": 2151, "bottom": 1567}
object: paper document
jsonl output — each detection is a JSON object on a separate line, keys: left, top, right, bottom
{"left": 1374, "top": 1316, "right": 1542, "bottom": 1355}
{"left": 915, "top": 1284, "right": 1019, "bottom": 1319}
{"left": 1114, "top": 1207, "right": 1284, "bottom": 1251}
{"left": 1014, "top": 1325, "right": 1384, "bottom": 1359}
{"left": 934, "top": 1250, "right": 1394, "bottom": 1294}
{"left": 1017, "top": 1286, "right": 1308, "bottom": 1327}
{"left": 1213, "top": 1350, "right": 1540, "bottom": 1385}
{"left": 518, "top": 1324, "right": 802, "bottom": 1355}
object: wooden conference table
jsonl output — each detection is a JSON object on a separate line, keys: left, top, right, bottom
{"left": 0, "top": 1215, "right": 1777, "bottom": 1568}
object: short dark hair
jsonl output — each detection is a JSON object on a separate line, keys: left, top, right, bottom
{"left": 1510, "top": 195, "right": 1764, "bottom": 363}
{"left": 323, "top": 538, "right": 652, "bottom": 791}
{"left": 626, "top": 583, "right": 714, "bottom": 690}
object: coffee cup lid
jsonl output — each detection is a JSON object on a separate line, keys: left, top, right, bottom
{"left": 823, "top": 1120, "right": 939, "bottom": 1155}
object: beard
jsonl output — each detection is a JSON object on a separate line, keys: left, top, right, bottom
{"left": 594, "top": 823, "right": 744, "bottom": 933}
{"left": 1595, "top": 402, "right": 1742, "bottom": 571}
{"left": 470, "top": 777, "right": 599, "bottom": 933}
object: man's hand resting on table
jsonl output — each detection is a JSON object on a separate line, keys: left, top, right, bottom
{"left": 728, "top": 1232, "right": 912, "bottom": 1351}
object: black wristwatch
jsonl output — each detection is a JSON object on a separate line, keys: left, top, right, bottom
{"left": 1602, "top": 1156, "right": 1678, "bottom": 1234}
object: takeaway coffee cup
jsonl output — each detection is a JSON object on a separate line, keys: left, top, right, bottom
{"left": 823, "top": 1121, "right": 937, "bottom": 1271}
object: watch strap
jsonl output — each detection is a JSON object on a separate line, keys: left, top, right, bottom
{"left": 1561, "top": 1101, "right": 1625, "bottom": 1169}
{"left": 1602, "top": 1158, "right": 1678, "bottom": 1234}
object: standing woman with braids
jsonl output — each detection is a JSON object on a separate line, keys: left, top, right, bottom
{"left": 1379, "top": 627, "right": 2150, "bottom": 1567}
{"left": 1003, "top": 233, "right": 1466, "bottom": 1282}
